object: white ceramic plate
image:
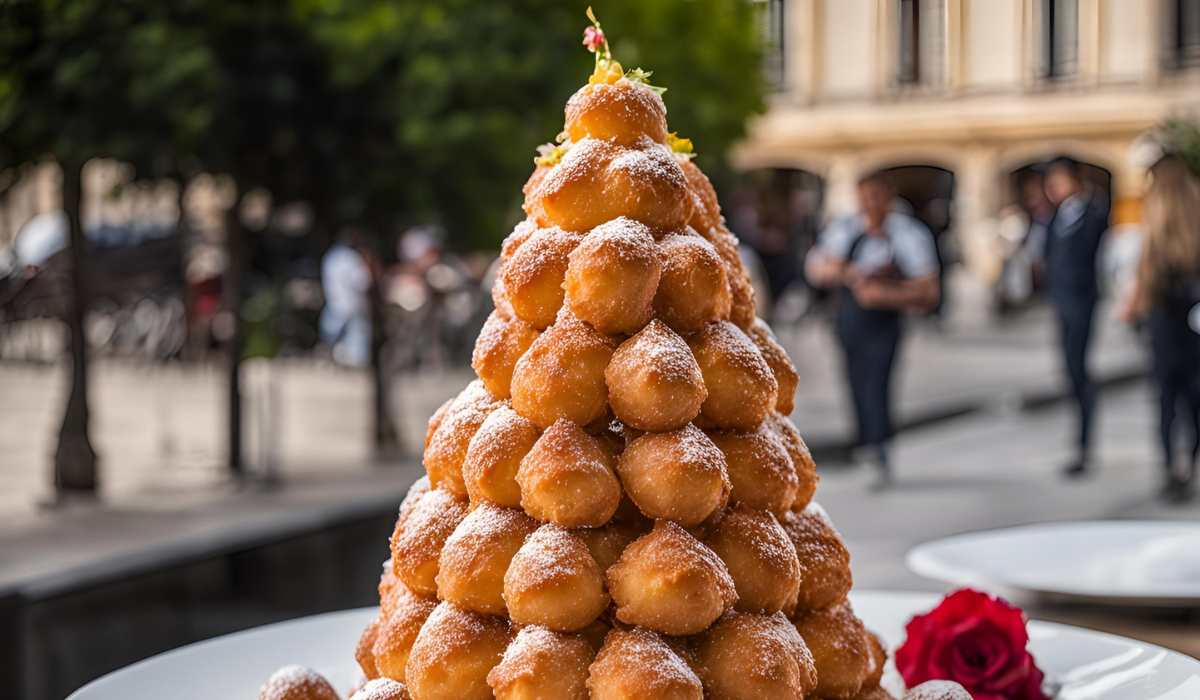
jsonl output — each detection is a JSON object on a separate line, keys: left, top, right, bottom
{"left": 908, "top": 521, "right": 1200, "bottom": 606}
{"left": 68, "top": 591, "right": 1200, "bottom": 700}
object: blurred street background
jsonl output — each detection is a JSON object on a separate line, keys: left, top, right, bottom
{"left": 2, "top": 1, "right": 1200, "bottom": 698}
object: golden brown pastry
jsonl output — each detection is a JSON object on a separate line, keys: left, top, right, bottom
{"left": 606, "top": 320, "right": 706, "bottom": 431}
{"left": 863, "top": 630, "right": 888, "bottom": 687}
{"left": 390, "top": 488, "right": 469, "bottom": 597}
{"left": 680, "top": 159, "right": 722, "bottom": 234}
{"left": 586, "top": 626, "right": 704, "bottom": 700}
{"left": 356, "top": 614, "right": 383, "bottom": 680}
{"left": 516, "top": 418, "right": 621, "bottom": 528}
{"left": 697, "top": 225, "right": 757, "bottom": 329}
{"left": 405, "top": 602, "right": 513, "bottom": 700}
{"left": 563, "top": 217, "right": 661, "bottom": 335}
{"left": 653, "top": 232, "right": 732, "bottom": 333}
{"left": 462, "top": 406, "right": 540, "bottom": 509}
{"left": 746, "top": 317, "right": 799, "bottom": 415}
{"left": 526, "top": 138, "right": 692, "bottom": 233}
{"left": 258, "top": 666, "right": 340, "bottom": 700}
{"left": 510, "top": 309, "right": 615, "bottom": 430}
{"left": 436, "top": 503, "right": 539, "bottom": 615}
{"left": 707, "top": 426, "right": 798, "bottom": 517}
{"left": 352, "top": 678, "right": 412, "bottom": 700}
{"left": 504, "top": 524, "right": 610, "bottom": 632}
{"left": 500, "top": 225, "right": 585, "bottom": 330}
{"left": 487, "top": 625, "right": 595, "bottom": 700}
{"left": 473, "top": 311, "right": 540, "bottom": 399}
{"left": 767, "top": 414, "right": 819, "bottom": 513}
{"left": 606, "top": 520, "right": 737, "bottom": 635}
{"left": 687, "top": 321, "right": 777, "bottom": 430}
{"left": 423, "top": 380, "right": 502, "bottom": 497}
{"left": 704, "top": 504, "right": 801, "bottom": 615}
{"left": 855, "top": 687, "right": 900, "bottom": 700}
{"left": 693, "top": 611, "right": 817, "bottom": 700}
{"left": 574, "top": 518, "right": 650, "bottom": 573}
{"left": 579, "top": 617, "right": 612, "bottom": 653}
{"left": 780, "top": 503, "right": 853, "bottom": 612}
{"left": 792, "top": 601, "right": 871, "bottom": 700}
{"left": 565, "top": 78, "right": 669, "bottom": 146}
{"left": 373, "top": 584, "right": 438, "bottom": 683}
{"left": 616, "top": 424, "right": 729, "bottom": 526}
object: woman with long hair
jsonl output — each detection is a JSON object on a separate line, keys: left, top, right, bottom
{"left": 1120, "top": 154, "right": 1200, "bottom": 501}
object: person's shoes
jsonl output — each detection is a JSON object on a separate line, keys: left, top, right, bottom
{"left": 1162, "top": 472, "right": 1196, "bottom": 504}
{"left": 1062, "top": 460, "right": 1090, "bottom": 478}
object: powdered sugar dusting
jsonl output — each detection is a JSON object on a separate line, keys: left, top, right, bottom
{"left": 258, "top": 665, "right": 338, "bottom": 700}
{"left": 351, "top": 678, "right": 409, "bottom": 700}
{"left": 612, "top": 319, "right": 703, "bottom": 386}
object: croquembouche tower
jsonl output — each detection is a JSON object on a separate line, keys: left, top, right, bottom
{"left": 356, "top": 11, "right": 892, "bottom": 700}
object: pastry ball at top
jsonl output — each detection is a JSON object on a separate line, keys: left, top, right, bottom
{"left": 565, "top": 78, "right": 669, "bottom": 146}
{"left": 768, "top": 414, "right": 819, "bottom": 513}
{"left": 587, "top": 626, "right": 703, "bottom": 700}
{"left": 390, "top": 488, "right": 469, "bottom": 597}
{"left": 527, "top": 139, "right": 692, "bottom": 233}
{"left": 693, "top": 611, "right": 817, "bottom": 700}
{"left": 436, "top": 503, "right": 539, "bottom": 616}
{"left": 564, "top": 217, "right": 661, "bottom": 334}
{"left": 606, "top": 520, "right": 737, "bottom": 635}
{"left": 258, "top": 666, "right": 339, "bottom": 700}
{"left": 373, "top": 584, "right": 438, "bottom": 684}
{"left": 792, "top": 601, "right": 872, "bottom": 700}
{"left": 746, "top": 318, "right": 799, "bottom": 415}
{"left": 352, "top": 678, "right": 412, "bottom": 700}
{"left": 707, "top": 425, "right": 798, "bottom": 517}
{"left": 653, "top": 232, "right": 731, "bottom": 334}
{"left": 687, "top": 321, "right": 777, "bottom": 430}
{"left": 780, "top": 503, "right": 853, "bottom": 612}
{"left": 616, "top": 424, "right": 729, "bottom": 526}
{"left": 516, "top": 419, "right": 622, "bottom": 528}
{"left": 487, "top": 626, "right": 595, "bottom": 700}
{"left": 406, "top": 602, "right": 513, "bottom": 700}
{"left": 423, "top": 380, "right": 502, "bottom": 497}
{"left": 704, "top": 504, "right": 801, "bottom": 615}
{"left": 504, "top": 524, "right": 610, "bottom": 632}
{"left": 606, "top": 320, "right": 707, "bottom": 432}
{"left": 500, "top": 224, "right": 585, "bottom": 330}
{"left": 510, "top": 309, "right": 614, "bottom": 430}
{"left": 473, "top": 311, "right": 540, "bottom": 399}
{"left": 462, "top": 406, "right": 539, "bottom": 509}
{"left": 680, "top": 159, "right": 723, "bottom": 234}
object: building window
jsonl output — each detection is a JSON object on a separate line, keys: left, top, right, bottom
{"left": 756, "top": 0, "right": 787, "bottom": 90}
{"left": 897, "top": 0, "right": 945, "bottom": 87}
{"left": 1040, "top": 0, "right": 1078, "bottom": 79}
{"left": 1166, "top": 0, "right": 1200, "bottom": 69}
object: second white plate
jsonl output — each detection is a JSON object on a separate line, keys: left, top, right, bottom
{"left": 908, "top": 521, "right": 1200, "bottom": 605}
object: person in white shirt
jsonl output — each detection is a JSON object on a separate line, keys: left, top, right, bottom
{"left": 806, "top": 172, "right": 941, "bottom": 488}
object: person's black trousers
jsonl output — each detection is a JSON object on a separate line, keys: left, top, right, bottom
{"left": 837, "top": 309, "right": 901, "bottom": 449}
{"left": 1052, "top": 296, "right": 1096, "bottom": 456}
{"left": 1149, "top": 301, "right": 1200, "bottom": 471}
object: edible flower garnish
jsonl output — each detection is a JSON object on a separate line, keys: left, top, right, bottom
{"left": 668, "top": 132, "right": 694, "bottom": 159}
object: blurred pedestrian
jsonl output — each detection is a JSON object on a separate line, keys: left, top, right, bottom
{"left": 1043, "top": 157, "right": 1109, "bottom": 478}
{"left": 1119, "top": 154, "right": 1200, "bottom": 502}
{"left": 805, "top": 171, "right": 941, "bottom": 488}
{"left": 319, "top": 228, "right": 373, "bottom": 367}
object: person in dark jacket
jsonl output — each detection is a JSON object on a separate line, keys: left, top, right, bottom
{"left": 1042, "top": 157, "right": 1109, "bottom": 477}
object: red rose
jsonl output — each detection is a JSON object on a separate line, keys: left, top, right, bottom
{"left": 896, "top": 589, "right": 1050, "bottom": 700}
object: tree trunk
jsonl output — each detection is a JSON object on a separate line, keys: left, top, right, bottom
{"left": 370, "top": 276, "right": 400, "bottom": 458}
{"left": 223, "top": 207, "right": 248, "bottom": 476}
{"left": 54, "top": 160, "right": 97, "bottom": 494}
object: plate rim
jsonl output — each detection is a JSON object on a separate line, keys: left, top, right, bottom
{"left": 907, "top": 521, "right": 1200, "bottom": 605}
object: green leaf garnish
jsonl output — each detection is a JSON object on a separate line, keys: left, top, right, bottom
{"left": 625, "top": 68, "right": 667, "bottom": 95}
